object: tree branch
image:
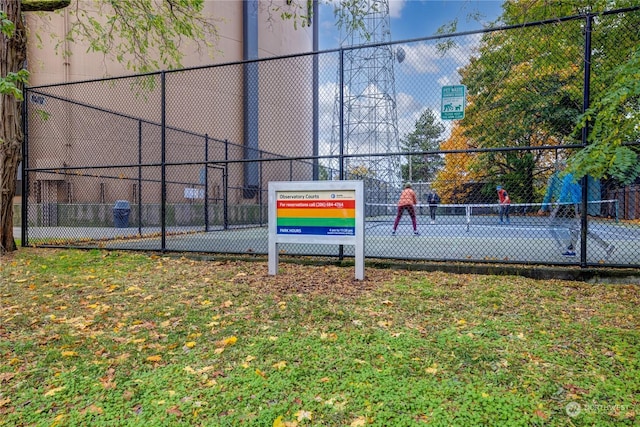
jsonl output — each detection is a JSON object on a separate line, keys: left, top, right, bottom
{"left": 22, "top": 0, "right": 71, "bottom": 12}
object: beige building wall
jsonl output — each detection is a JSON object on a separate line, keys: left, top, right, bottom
{"left": 25, "top": 1, "right": 316, "bottom": 210}
{"left": 26, "top": 1, "right": 313, "bottom": 84}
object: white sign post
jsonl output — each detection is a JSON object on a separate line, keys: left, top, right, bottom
{"left": 268, "top": 180, "right": 365, "bottom": 280}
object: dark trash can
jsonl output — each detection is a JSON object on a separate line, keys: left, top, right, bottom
{"left": 113, "top": 200, "right": 131, "bottom": 228}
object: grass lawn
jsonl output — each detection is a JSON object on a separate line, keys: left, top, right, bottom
{"left": 1, "top": 248, "right": 638, "bottom": 426}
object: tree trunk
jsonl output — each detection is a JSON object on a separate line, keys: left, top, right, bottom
{"left": 0, "top": 0, "right": 26, "bottom": 254}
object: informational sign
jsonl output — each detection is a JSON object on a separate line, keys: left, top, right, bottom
{"left": 275, "top": 191, "right": 356, "bottom": 236}
{"left": 268, "top": 181, "right": 365, "bottom": 280}
{"left": 184, "top": 188, "right": 204, "bottom": 199}
{"left": 441, "top": 85, "right": 466, "bottom": 120}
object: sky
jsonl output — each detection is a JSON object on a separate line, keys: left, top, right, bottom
{"left": 314, "top": 1, "right": 506, "bottom": 168}
{"left": 319, "top": 0, "right": 505, "bottom": 50}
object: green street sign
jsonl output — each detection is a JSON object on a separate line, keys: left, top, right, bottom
{"left": 441, "top": 85, "right": 466, "bottom": 120}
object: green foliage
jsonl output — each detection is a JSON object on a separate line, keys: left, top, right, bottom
{"left": 0, "top": 70, "right": 29, "bottom": 100}
{"left": 401, "top": 109, "right": 445, "bottom": 182}
{"left": 455, "top": 1, "right": 640, "bottom": 196}
{"left": 569, "top": 45, "right": 640, "bottom": 183}
{"left": 0, "top": 11, "right": 27, "bottom": 100}
{"left": 332, "top": 0, "right": 376, "bottom": 42}
{"left": 268, "top": 0, "right": 314, "bottom": 29}
{"left": 318, "top": 164, "right": 331, "bottom": 180}
{"left": 45, "top": 0, "right": 220, "bottom": 73}
{"left": 0, "top": 10, "right": 15, "bottom": 36}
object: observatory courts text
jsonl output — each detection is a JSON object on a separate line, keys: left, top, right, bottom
{"left": 278, "top": 193, "right": 320, "bottom": 199}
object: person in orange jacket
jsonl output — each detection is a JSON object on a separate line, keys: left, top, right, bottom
{"left": 392, "top": 183, "right": 419, "bottom": 235}
{"left": 496, "top": 185, "right": 511, "bottom": 224}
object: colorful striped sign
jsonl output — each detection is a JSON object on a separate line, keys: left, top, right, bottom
{"left": 276, "top": 191, "right": 356, "bottom": 236}
{"left": 268, "top": 181, "right": 364, "bottom": 280}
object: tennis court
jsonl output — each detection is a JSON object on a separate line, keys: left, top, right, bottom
{"left": 363, "top": 200, "right": 631, "bottom": 263}
{"left": 19, "top": 199, "right": 629, "bottom": 267}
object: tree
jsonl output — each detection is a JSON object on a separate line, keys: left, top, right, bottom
{"left": 433, "top": 122, "right": 479, "bottom": 203}
{"left": 1, "top": 1, "right": 30, "bottom": 254}
{"left": 459, "top": 15, "right": 583, "bottom": 202}
{"left": 457, "top": 0, "right": 639, "bottom": 201}
{"left": 569, "top": 45, "right": 640, "bottom": 184}
{"left": 0, "top": 0, "right": 228, "bottom": 254}
{"left": 400, "top": 109, "right": 445, "bottom": 183}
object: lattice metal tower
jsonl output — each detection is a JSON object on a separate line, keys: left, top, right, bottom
{"left": 329, "top": 0, "right": 401, "bottom": 185}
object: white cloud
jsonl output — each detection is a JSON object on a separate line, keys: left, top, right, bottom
{"left": 388, "top": 0, "right": 407, "bottom": 19}
{"left": 437, "top": 76, "right": 457, "bottom": 86}
{"left": 395, "top": 43, "right": 441, "bottom": 74}
{"left": 393, "top": 31, "right": 484, "bottom": 79}
{"left": 396, "top": 92, "right": 423, "bottom": 119}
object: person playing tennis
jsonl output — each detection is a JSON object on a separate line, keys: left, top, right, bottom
{"left": 392, "top": 183, "right": 419, "bottom": 236}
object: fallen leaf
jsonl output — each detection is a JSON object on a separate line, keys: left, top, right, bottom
{"left": 416, "top": 414, "right": 429, "bottom": 423}
{"left": 295, "top": 409, "right": 313, "bottom": 421}
{"left": 533, "top": 409, "right": 549, "bottom": 419}
{"left": 167, "top": 406, "right": 183, "bottom": 417}
{"left": 44, "top": 386, "right": 66, "bottom": 397}
{"left": 61, "top": 351, "right": 78, "bottom": 357}
{"left": 350, "top": 416, "right": 367, "bottom": 426}
{"left": 100, "top": 377, "right": 117, "bottom": 390}
{"left": 255, "top": 369, "right": 267, "bottom": 379}
{"left": 272, "top": 361, "right": 287, "bottom": 370}
{"left": 320, "top": 332, "right": 338, "bottom": 341}
{"left": 0, "top": 373, "right": 16, "bottom": 383}
{"left": 83, "top": 404, "right": 104, "bottom": 415}
{"left": 216, "top": 336, "right": 238, "bottom": 347}
{"left": 146, "top": 355, "right": 162, "bottom": 362}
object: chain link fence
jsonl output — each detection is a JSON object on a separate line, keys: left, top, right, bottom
{"left": 22, "top": 7, "right": 640, "bottom": 267}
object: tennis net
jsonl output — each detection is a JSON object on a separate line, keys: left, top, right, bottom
{"left": 365, "top": 200, "right": 619, "bottom": 231}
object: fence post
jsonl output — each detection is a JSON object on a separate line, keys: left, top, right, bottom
{"left": 161, "top": 71, "right": 166, "bottom": 252}
{"left": 21, "top": 86, "right": 29, "bottom": 246}
{"left": 312, "top": 0, "right": 319, "bottom": 180}
{"left": 579, "top": 13, "right": 593, "bottom": 267}
{"left": 224, "top": 139, "right": 229, "bottom": 230}
{"left": 205, "top": 134, "right": 209, "bottom": 232}
{"left": 338, "top": 47, "right": 345, "bottom": 261}
{"left": 138, "top": 120, "right": 142, "bottom": 235}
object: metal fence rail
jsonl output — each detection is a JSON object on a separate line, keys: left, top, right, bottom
{"left": 22, "top": 7, "right": 640, "bottom": 268}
